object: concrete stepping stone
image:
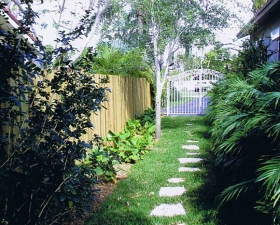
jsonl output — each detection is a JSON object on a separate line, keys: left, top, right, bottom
{"left": 179, "top": 167, "right": 201, "bottom": 172}
{"left": 187, "top": 140, "right": 199, "bottom": 143}
{"left": 159, "top": 187, "right": 186, "bottom": 197}
{"left": 182, "top": 145, "right": 199, "bottom": 150}
{"left": 186, "top": 123, "right": 193, "bottom": 126}
{"left": 178, "top": 158, "right": 203, "bottom": 164}
{"left": 150, "top": 203, "right": 186, "bottom": 216}
{"left": 168, "top": 178, "right": 185, "bottom": 183}
{"left": 186, "top": 152, "right": 200, "bottom": 156}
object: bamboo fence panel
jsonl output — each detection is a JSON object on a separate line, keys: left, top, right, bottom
{"left": 2, "top": 73, "right": 152, "bottom": 147}
{"left": 81, "top": 74, "right": 152, "bottom": 141}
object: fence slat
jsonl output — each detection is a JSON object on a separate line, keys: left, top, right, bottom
{"left": 83, "top": 74, "right": 152, "bottom": 140}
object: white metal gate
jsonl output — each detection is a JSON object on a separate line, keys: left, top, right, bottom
{"left": 162, "top": 69, "right": 223, "bottom": 115}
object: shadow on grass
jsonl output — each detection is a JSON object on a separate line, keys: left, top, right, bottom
{"left": 86, "top": 210, "right": 152, "bottom": 225}
{"left": 187, "top": 150, "right": 272, "bottom": 225}
{"left": 85, "top": 175, "right": 155, "bottom": 225}
{"left": 85, "top": 196, "right": 153, "bottom": 225}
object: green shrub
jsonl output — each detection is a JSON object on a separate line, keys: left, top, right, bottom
{"left": 207, "top": 62, "right": 280, "bottom": 224}
{"left": 0, "top": 9, "right": 108, "bottom": 225}
{"left": 80, "top": 145, "right": 120, "bottom": 183}
{"left": 135, "top": 107, "right": 156, "bottom": 126}
{"left": 103, "top": 113, "right": 156, "bottom": 163}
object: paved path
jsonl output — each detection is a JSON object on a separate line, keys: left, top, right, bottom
{"left": 149, "top": 127, "right": 203, "bottom": 223}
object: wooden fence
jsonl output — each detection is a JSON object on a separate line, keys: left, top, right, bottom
{"left": 2, "top": 73, "right": 152, "bottom": 154}
{"left": 78, "top": 74, "right": 152, "bottom": 140}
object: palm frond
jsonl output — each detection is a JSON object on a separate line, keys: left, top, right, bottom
{"left": 218, "top": 179, "right": 255, "bottom": 208}
{"left": 257, "top": 156, "right": 280, "bottom": 192}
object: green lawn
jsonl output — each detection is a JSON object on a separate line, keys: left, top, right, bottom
{"left": 85, "top": 116, "right": 219, "bottom": 225}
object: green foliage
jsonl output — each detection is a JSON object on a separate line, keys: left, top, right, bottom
{"left": 0, "top": 8, "right": 109, "bottom": 225}
{"left": 252, "top": 0, "right": 267, "bottom": 12}
{"left": 103, "top": 112, "right": 156, "bottom": 163}
{"left": 231, "top": 38, "right": 273, "bottom": 77}
{"left": 81, "top": 145, "right": 120, "bottom": 183}
{"left": 135, "top": 107, "right": 156, "bottom": 126}
{"left": 202, "top": 43, "right": 233, "bottom": 73}
{"left": 83, "top": 44, "right": 153, "bottom": 83}
{"left": 207, "top": 62, "right": 280, "bottom": 224}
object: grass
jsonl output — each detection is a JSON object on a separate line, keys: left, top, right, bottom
{"left": 85, "top": 116, "right": 219, "bottom": 225}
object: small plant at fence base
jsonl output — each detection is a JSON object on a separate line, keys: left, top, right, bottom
{"left": 80, "top": 145, "right": 120, "bottom": 183}
{"left": 103, "top": 110, "right": 156, "bottom": 164}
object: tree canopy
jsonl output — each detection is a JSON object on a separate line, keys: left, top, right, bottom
{"left": 103, "top": 0, "right": 231, "bottom": 139}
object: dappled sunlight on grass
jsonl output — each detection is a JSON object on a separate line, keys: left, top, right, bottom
{"left": 86, "top": 116, "right": 219, "bottom": 225}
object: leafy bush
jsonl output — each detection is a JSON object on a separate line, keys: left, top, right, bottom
{"left": 135, "top": 107, "right": 156, "bottom": 126}
{"left": 0, "top": 9, "right": 109, "bottom": 225}
{"left": 103, "top": 112, "right": 156, "bottom": 163}
{"left": 80, "top": 144, "right": 120, "bottom": 183}
{"left": 231, "top": 38, "right": 274, "bottom": 77}
{"left": 86, "top": 44, "right": 153, "bottom": 82}
{"left": 207, "top": 62, "right": 280, "bottom": 224}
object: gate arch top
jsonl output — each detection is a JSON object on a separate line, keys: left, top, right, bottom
{"left": 167, "top": 69, "right": 224, "bottom": 81}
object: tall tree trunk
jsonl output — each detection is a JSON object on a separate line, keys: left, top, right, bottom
{"left": 155, "top": 81, "right": 163, "bottom": 140}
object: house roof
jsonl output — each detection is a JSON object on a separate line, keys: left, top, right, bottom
{"left": 237, "top": 0, "right": 280, "bottom": 38}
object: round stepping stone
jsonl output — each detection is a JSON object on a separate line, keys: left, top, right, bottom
{"left": 150, "top": 203, "right": 186, "bottom": 216}
{"left": 186, "top": 152, "right": 200, "bottom": 155}
{"left": 182, "top": 145, "right": 199, "bottom": 150}
{"left": 168, "top": 178, "right": 185, "bottom": 183}
{"left": 187, "top": 140, "right": 198, "bottom": 143}
{"left": 159, "top": 187, "right": 186, "bottom": 197}
{"left": 179, "top": 167, "right": 201, "bottom": 172}
{"left": 178, "top": 158, "right": 203, "bottom": 164}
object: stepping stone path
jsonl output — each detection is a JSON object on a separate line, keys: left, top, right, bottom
{"left": 178, "top": 158, "right": 203, "bottom": 164}
{"left": 168, "top": 178, "right": 185, "bottom": 183}
{"left": 150, "top": 203, "right": 186, "bottom": 216}
{"left": 159, "top": 187, "right": 186, "bottom": 197}
{"left": 150, "top": 128, "right": 204, "bottom": 222}
{"left": 179, "top": 167, "right": 201, "bottom": 172}
{"left": 187, "top": 140, "right": 198, "bottom": 143}
{"left": 182, "top": 144, "right": 200, "bottom": 150}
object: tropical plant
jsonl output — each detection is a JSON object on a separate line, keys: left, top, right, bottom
{"left": 80, "top": 144, "right": 120, "bottom": 183}
{"left": 135, "top": 107, "right": 156, "bottom": 126}
{"left": 231, "top": 38, "right": 274, "bottom": 77}
{"left": 84, "top": 44, "right": 153, "bottom": 82}
{"left": 103, "top": 112, "right": 156, "bottom": 163}
{"left": 207, "top": 62, "right": 280, "bottom": 224}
